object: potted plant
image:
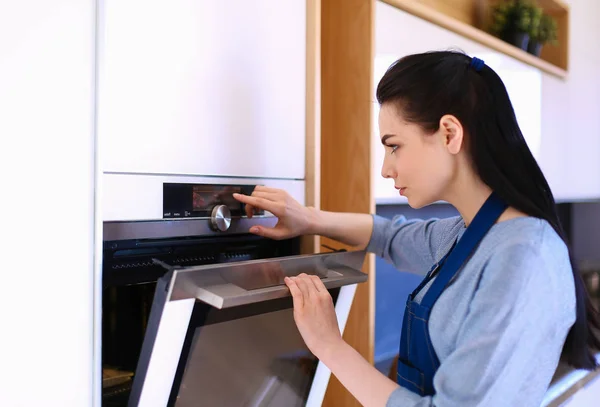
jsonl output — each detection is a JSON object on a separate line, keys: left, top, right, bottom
{"left": 528, "top": 14, "right": 558, "bottom": 56}
{"left": 526, "top": 5, "right": 543, "bottom": 48}
{"left": 489, "top": 0, "right": 539, "bottom": 51}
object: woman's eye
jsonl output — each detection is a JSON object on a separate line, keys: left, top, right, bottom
{"left": 389, "top": 145, "right": 399, "bottom": 155}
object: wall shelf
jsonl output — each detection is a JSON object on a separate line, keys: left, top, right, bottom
{"left": 381, "top": 0, "right": 569, "bottom": 79}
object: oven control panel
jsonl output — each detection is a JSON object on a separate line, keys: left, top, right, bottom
{"left": 163, "top": 183, "right": 264, "bottom": 219}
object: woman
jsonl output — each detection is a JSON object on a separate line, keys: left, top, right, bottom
{"left": 233, "top": 51, "right": 600, "bottom": 406}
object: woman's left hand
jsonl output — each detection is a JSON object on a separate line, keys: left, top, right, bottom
{"left": 284, "top": 273, "right": 345, "bottom": 359}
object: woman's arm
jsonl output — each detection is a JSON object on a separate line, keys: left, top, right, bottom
{"left": 233, "top": 187, "right": 374, "bottom": 248}
{"left": 309, "top": 209, "right": 375, "bottom": 248}
{"left": 283, "top": 272, "right": 401, "bottom": 406}
{"left": 234, "top": 186, "right": 461, "bottom": 273}
{"left": 320, "top": 341, "right": 400, "bottom": 407}
{"left": 286, "top": 240, "right": 575, "bottom": 407}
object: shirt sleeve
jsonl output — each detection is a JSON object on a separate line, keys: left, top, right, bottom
{"left": 365, "top": 214, "right": 461, "bottom": 275}
{"left": 385, "top": 241, "right": 574, "bottom": 407}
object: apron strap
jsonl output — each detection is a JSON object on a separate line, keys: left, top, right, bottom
{"left": 409, "top": 239, "right": 456, "bottom": 301}
{"left": 420, "top": 193, "right": 507, "bottom": 308}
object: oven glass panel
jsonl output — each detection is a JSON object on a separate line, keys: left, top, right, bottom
{"left": 171, "top": 289, "right": 340, "bottom": 406}
{"left": 176, "top": 309, "right": 311, "bottom": 406}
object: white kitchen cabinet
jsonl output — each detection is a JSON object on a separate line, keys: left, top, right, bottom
{"left": 98, "top": 0, "right": 306, "bottom": 179}
{"left": 373, "top": 1, "right": 600, "bottom": 204}
{"left": 0, "top": 1, "right": 97, "bottom": 406}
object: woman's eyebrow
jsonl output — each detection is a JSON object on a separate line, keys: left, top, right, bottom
{"left": 381, "top": 134, "right": 396, "bottom": 145}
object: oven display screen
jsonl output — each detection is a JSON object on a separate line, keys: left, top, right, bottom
{"left": 192, "top": 185, "right": 241, "bottom": 212}
{"left": 163, "top": 183, "right": 255, "bottom": 218}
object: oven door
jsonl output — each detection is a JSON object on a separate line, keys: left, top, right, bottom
{"left": 128, "top": 250, "right": 367, "bottom": 407}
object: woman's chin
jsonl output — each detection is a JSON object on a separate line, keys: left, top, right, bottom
{"left": 405, "top": 195, "right": 434, "bottom": 209}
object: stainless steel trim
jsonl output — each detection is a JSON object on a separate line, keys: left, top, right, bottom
{"left": 168, "top": 250, "right": 368, "bottom": 308}
{"left": 104, "top": 170, "right": 304, "bottom": 181}
{"left": 102, "top": 216, "right": 276, "bottom": 241}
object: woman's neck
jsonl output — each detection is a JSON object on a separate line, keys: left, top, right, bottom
{"left": 443, "top": 166, "right": 527, "bottom": 227}
{"left": 444, "top": 180, "right": 492, "bottom": 228}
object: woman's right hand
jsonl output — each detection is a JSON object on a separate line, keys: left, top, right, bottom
{"left": 232, "top": 186, "right": 316, "bottom": 240}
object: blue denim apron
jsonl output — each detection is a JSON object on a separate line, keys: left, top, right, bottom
{"left": 396, "top": 192, "right": 507, "bottom": 396}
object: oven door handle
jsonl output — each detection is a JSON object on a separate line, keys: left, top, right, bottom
{"left": 167, "top": 250, "right": 368, "bottom": 309}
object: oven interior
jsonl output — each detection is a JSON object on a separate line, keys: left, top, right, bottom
{"left": 102, "top": 231, "right": 300, "bottom": 406}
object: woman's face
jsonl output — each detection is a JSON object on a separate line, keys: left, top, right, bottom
{"left": 378, "top": 103, "right": 457, "bottom": 208}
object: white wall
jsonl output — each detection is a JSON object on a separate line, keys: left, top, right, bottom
{"left": 542, "top": 0, "right": 600, "bottom": 202}
{"left": 373, "top": 0, "right": 600, "bottom": 204}
{"left": 0, "top": 2, "right": 97, "bottom": 407}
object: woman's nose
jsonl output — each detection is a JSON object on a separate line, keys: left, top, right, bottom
{"left": 381, "top": 159, "right": 396, "bottom": 179}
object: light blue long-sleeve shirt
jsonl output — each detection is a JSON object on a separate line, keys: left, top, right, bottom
{"left": 366, "top": 214, "right": 576, "bottom": 407}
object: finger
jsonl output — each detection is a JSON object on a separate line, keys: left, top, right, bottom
{"left": 232, "top": 194, "right": 281, "bottom": 214}
{"left": 284, "top": 277, "right": 304, "bottom": 309}
{"left": 244, "top": 203, "right": 255, "bottom": 218}
{"left": 232, "top": 196, "right": 256, "bottom": 217}
{"left": 254, "top": 185, "right": 282, "bottom": 194}
{"left": 249, "top": 225, "right": 286, "bottom": 240}
{"left": 309, "top": 275, "right": 327, "bottom": 293}
{"left": 293, "top": 274, "right": 313, "bottom": 299}
{"left": 251, "top": 190, "right": 280, "bottom": 202}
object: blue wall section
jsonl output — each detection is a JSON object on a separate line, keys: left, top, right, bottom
{"left": 374, "top": 203, "right": 459, "bottom": 372}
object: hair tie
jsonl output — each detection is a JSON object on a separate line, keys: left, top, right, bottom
{"left": 470, "top": 57, "right": 485, "bottom": 72}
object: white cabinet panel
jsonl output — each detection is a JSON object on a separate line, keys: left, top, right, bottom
{"left": 99, "top": 0, "right": 306, "bottom": 179}
{"left": 0, "top": 1, "right": 96, "bottom": 406}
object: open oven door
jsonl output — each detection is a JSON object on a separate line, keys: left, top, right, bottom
{"left": 127, "top": 250, "right": 368, "bottom": 407}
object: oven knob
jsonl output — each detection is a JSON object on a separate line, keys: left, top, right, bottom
{"left": 210, "top": 204, "right": 232, "bottom": 232}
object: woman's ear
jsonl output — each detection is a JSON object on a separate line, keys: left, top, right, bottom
{"left": 439, "top": 114, "right": 464, "bottom": 155}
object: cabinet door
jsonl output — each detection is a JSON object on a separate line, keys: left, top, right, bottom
{"left": 99, "top": 0, "right": 306, "bottom": 179}
{"left": 0, "top": 1, "right": 96, "bottom": 406}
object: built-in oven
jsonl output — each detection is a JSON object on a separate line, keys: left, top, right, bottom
{"left": 101, "top": 179, "right": 367, "bottom": 407}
